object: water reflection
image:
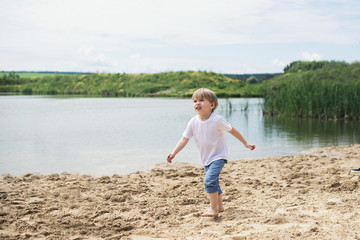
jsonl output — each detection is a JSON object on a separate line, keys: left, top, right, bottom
{"left": 218, "top": 98, "right": 359, "bottom": 149}
{"left": 217, "top": 98, "right": 359, "bottom": 160}
{"left": 219, "top": 98, "right": 261, "bottom": 119}
{"left": 264, "top": 116, "right": 359, "bottom": 146}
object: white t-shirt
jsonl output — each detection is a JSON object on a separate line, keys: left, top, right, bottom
{"left": 183, "top": 113, "right": 232, "bottom": 166}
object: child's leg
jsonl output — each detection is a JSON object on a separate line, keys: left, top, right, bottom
{"left": 203, "top": 193, "right": 224, "bottom": 216}
{"left": 202, "top": 192, "right": 219, "bottom": 217}
{"left": 202, "top": 160, "right": 226, "bottom": 217}
{"left": 218, "top": 193, "right": 224, "bottom": 212}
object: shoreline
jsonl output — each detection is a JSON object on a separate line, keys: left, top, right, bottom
{"left": 1, "top": 144, "right": 359, "bottom": 239}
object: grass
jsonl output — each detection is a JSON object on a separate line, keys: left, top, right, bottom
{"left": 263, "top": 61, "right": 360, "bottom": 120}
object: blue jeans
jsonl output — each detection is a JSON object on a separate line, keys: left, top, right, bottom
{"left": 204, "top": 159, "right": 227, "bottom": 194}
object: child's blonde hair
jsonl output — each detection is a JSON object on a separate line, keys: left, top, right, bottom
{"left": 192, "top": 88, "right": 218, "bottom": 112}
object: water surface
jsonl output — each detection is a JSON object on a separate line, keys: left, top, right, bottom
{"left": 0, "top": 96, "right": 358, "bottom": 176}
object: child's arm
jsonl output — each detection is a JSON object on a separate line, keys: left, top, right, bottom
{"left": 167, "top": 136, "right": 189, "bottom": 163}
{"left": 228, "top": 127, "right": 255, "bottom": 150}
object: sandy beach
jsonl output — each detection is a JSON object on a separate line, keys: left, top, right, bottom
{"left": 1, "top": 144, "right": 359, "bottom": 240}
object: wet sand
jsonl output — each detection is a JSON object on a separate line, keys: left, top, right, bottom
{"left": 1, "top": 144, "right": 359, "bottom": 240}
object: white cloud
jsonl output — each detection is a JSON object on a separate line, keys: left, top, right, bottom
{"left": 271, "top": 58, "right": 286, "bottom": 68}
{"left": 130, "top": 54, "right": 141, "bottom": 60}
{"left": 302, "top": 52, "right": 322, "bottom": 61}
{"left": 79, "top": 47, "right": 105, "bottom": 64}
{"left": 77, "top": 46, "right": 119, "bottom": 72}
{"left": 3, "top": 0, "right": 358, "bottom": 47}
{"left": 0, "top": 0, "right": 359, "bottom": 73}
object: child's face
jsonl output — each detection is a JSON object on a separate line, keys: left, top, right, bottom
{"left": 193, "top": 97, "right": 214, "bottom": 115}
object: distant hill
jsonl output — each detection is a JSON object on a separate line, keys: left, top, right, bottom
{"left": 0, "top": 71, "right": 256, "bottom": 97}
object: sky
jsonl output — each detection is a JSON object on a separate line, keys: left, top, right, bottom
{"left": 1, "top": 0, "right": 359, "bottom": 74}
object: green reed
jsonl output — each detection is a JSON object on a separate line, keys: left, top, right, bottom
{"left": 264, "top": 78, "right": 360, "bottom": 120}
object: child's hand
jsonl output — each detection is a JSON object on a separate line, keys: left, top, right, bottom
{"left": 245, "top": 144, "right": 256, "bottom": 151}
{"left": 167, "top": 153, "right": 175, "bottom": 163}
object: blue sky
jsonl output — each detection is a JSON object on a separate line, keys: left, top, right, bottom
{"left": 1, "top": 0, "right": 359, "bottom": 74}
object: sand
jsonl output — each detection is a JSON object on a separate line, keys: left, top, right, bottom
{"left": 1, "top": 144, "right": 359, "bottom": 240}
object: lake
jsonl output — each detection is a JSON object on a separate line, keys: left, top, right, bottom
{"left": 0, "top": 96, "right": 359, "bottom": 176}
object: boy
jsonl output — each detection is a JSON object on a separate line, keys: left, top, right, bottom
{"left": 166, "top": 88, "right": 255, "bottom": 217}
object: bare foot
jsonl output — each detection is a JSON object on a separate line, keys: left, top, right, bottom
{"left": 218, "top": 206, "right": 224, "bottom": 212}
{"left": 201, "top": 209, "right": 218, "bottom": 217}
